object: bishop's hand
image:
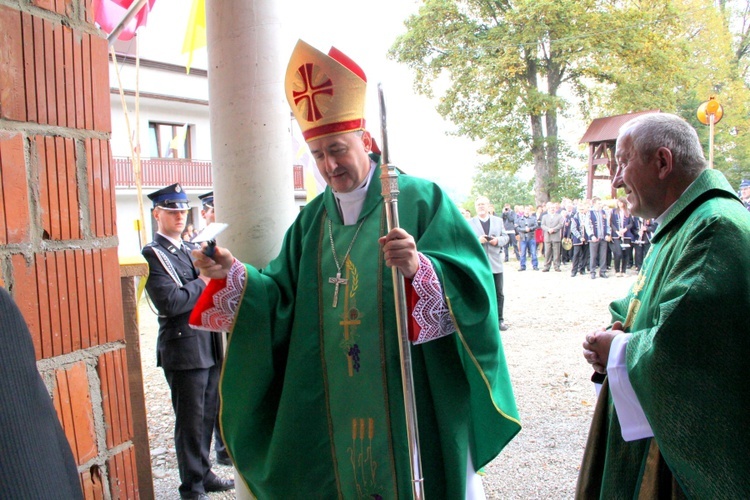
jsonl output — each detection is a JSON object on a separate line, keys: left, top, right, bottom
{"left": 379, "top": 228, "right": 419, "bottom": 279}
{"left": 192, "top": 245, "right": 233, "bottom": 280}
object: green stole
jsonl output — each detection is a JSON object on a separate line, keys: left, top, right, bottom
{"left": 322, "top": 213, "right": 398, "bottom": 498}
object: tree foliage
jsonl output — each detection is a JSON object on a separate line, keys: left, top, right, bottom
{"left": 390, "top": 0, "right": 750, "bottom": 201}
{"left": 466, "top": 170, "right": 534, "bottom": 213}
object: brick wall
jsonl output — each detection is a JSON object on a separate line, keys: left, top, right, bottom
{"left": 0, "top": 0, "right": 139, "bottom": 497}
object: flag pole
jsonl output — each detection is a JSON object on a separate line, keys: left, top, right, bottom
{"left": 107, "top": 0, "right": 150, "bottom": 45}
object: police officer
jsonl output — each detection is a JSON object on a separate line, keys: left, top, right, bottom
{"left": 142, "top": 183, "right": 234, "bottom": 499}
{"left": 198, "top": 191, "right": 215, "bottom": 225}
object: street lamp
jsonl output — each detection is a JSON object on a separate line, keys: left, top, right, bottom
{"left": 696, "top": 96, "right": 724, "bottom": 169}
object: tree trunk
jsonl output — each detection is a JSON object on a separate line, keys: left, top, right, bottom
{"left": 525, "top": 53, "right": 549, "bottom": 205}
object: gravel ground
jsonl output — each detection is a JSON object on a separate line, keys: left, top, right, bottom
{"left": 140, "top": 253, "right": 636, "bottom": 499}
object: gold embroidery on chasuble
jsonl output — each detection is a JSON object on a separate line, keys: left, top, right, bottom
{"left": 321, "top": 220, "right": 397, "bottom": 499}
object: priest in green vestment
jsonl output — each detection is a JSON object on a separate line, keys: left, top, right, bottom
{"left": 190, "top": 40, "right": 520, "bottom": 499}
{"left": 578, "top": 113, "right": 750, "bottom": 498}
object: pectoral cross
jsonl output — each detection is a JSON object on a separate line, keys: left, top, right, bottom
{"left": 328, "top": 272, "right": 348, "bottom": 308}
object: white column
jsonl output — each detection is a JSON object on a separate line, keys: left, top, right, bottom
{"left": 206, "top": 0, "right": 296, "bottom": 268}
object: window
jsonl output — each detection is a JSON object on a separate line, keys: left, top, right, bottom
{"left": 148, "top": 122, "right": 192, "bottom": 159}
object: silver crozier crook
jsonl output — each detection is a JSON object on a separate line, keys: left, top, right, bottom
{"left": 378, "top": 83, "right": 425, "bottom": 500}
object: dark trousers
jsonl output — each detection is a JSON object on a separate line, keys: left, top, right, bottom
{"left": 491, "top": 272, "right": 505, "bottom": 323}
{"left": 634, "top": 241, "right": 650, "bottom": 269}
{"left": 571, "top": 244, "right": 589, "bottom": 275}
{"left": 589, "top": 239, "right": 608, "bottom": 275}
{"left": 504, "top": 238, "right": 520, "bottom": 260}
{"left": 165, "top": 365, "right": 221, "bottom": 498}
{"left": 611, "top": 238, "right": 631, "bottom": 273}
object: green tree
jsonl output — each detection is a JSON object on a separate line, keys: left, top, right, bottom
{"left": 467, "top": 170, "right": 534, "bottom": 212}
{"left": 390, "top": 0, "right": 749, "bottom": 201}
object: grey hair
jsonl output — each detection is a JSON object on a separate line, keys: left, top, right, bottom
{"left": 618, "top": 113, "right": 707, "bottom": 179}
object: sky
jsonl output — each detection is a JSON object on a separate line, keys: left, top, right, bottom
{"left": 130, "top": 0, "right": 483, "bottom": 201}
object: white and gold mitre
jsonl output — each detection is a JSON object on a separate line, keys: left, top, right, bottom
{"left": 285, "top": 39, "right": 367, "bottom": 142}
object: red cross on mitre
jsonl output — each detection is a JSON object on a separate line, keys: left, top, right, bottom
{"left": 292, "top": 63, "right": 334, "bottom": 123}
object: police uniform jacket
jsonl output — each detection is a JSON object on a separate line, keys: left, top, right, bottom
{"left": 142, "top": 233, "right": 220, "bottom": 371}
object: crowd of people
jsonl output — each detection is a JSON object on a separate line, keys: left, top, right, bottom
{"left": 464, "top": 198, "right": 658, "bottom": 279}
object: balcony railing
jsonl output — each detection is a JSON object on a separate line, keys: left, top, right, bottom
{"left": 114, "top": 157, "right": 306, "bottom": 191}
{"left": 114, "top": 157, "right": 213, "bottom": 189}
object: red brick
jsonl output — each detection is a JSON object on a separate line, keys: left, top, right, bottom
{"left": 80, "top": 466, "right": 106, "bottom": 500}
{"left": 43, "top": 18, "right": 57, "bottom": 126}
{"left": 32, "top": 15, "right": 48, "bottom": 125}
{"left": 74, "top": 250, "right": 90, "bottom": 349}
{"left": 73, "top": 29, "right": 84, "bottom": 129}
{"left": 54, "top": 361, "right": 97, "bottom": 464}
{"left": 63, "top": 25, "right": 75, "bottom": 129}
{"left": 44, "top": 136, "right": 62, "bottom": 239}
{"left": 66, "top": 137, "right": 81, "bottom": 238}
{"left": 0, "top": 6, "right": 25, "bottom": 121}
{"left": 35, "top": 252, "right": 53, "bottom": 358}
{"left": 0, "top": 133, "right": 30, "bottom": 244}
{"left": 65, "top": 250, "right": 82, "bottom": 351}
{"left": 90, "top": 35, "right": 110, "bottom": 132}
{"left": 56, "top": 251, "right": 72, "bottom": 354}
{"left": 82, "top": 34, "right": 93, "bottom": 129}
{"left": 44, "top": 251, "right": 63, "bottom": 356}
{"left": 53, "top": 21, "right": 67, "bottom": 128}
{"left": 92, "top": 249, "right": 106, "bottom": 344}
{"left": 35, "top": 137, "right": 52, "bottom": 237}
{"left": 103, "top": 247, "right": 124, "bottom": 342}
{"left": 101, "top": 140, "right": 116, "bottom": 236}
{"left": 10, "top": 253, "right": 41, "bottom": 357}
{"left": 88, "top": 138, "right": 105, "bottom": 236}
{"left": 107, "top": 446, "right": 138, "bottom": 499}
{"left": 98, "top": 349, "right": 133, "bottom": 448}
{"left": 31, "top": 0, "right": 57, "bottom": 12}
{"left": 56, "top": 137, "right": 71, "bottom": 240}
{"left": 83, "top": 249, "right": 98, "bottom": 347}
{"left": 21, "top": 13, "right": 37, "bottom": 123}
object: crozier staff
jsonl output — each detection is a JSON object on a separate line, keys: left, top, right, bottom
{"left": 190, "top": 39, "right": 520, "bottom": 499}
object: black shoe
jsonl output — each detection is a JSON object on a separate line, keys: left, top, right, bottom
{"left": 181, "top": 494, "right": 210, "bottom": 500}
{"left": 499, "top": 322, "right": 509, "bottom": 331}
{"left": 204, "top": 476, "right": 235, "bottom": 493}
{"left": 571, "top": 272, "right": 577, "bottom": 277}
{"left": 599, "top": 272, "right": 608, "bottom": 278}
{"left": 591, "top": 273, "right": 596, "bottom": 279}
{"left": 519, "top": 267, "right": 526, "bottom": 271}
{"left": 542, "top": 268, "right": 550, "bottom": 272}
{"left": 533, "top": 267, "right": 539, "bottom": 271}
{"left": 216, "top": 454, "right": 232, "bottom": 466}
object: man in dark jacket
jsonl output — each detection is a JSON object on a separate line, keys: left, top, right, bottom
{"left": 142, "top": 183, "right": 234, "bottom": 500}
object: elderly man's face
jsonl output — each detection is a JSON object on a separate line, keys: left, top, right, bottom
{"left": 475, "top": 198, "right": 490, "bottom": 217}
{"left": 308, "top": 130, "right": 372, "bottom": 193}
{"left": 742, "top": 186, "right": 750, "bottom": 200}
{"left": 613, "top": 134, "right": 661, "bottom": 218}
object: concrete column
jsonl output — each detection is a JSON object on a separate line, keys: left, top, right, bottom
{"left": 206, "top": 0, "right": 297, "bottom": 268}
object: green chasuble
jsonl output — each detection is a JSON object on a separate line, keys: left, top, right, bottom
{"left": 219, "top": 161, "right": 520, "bottom": 499}
{"left": 577, "top": 170, "right": 750, "bottom": 499}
